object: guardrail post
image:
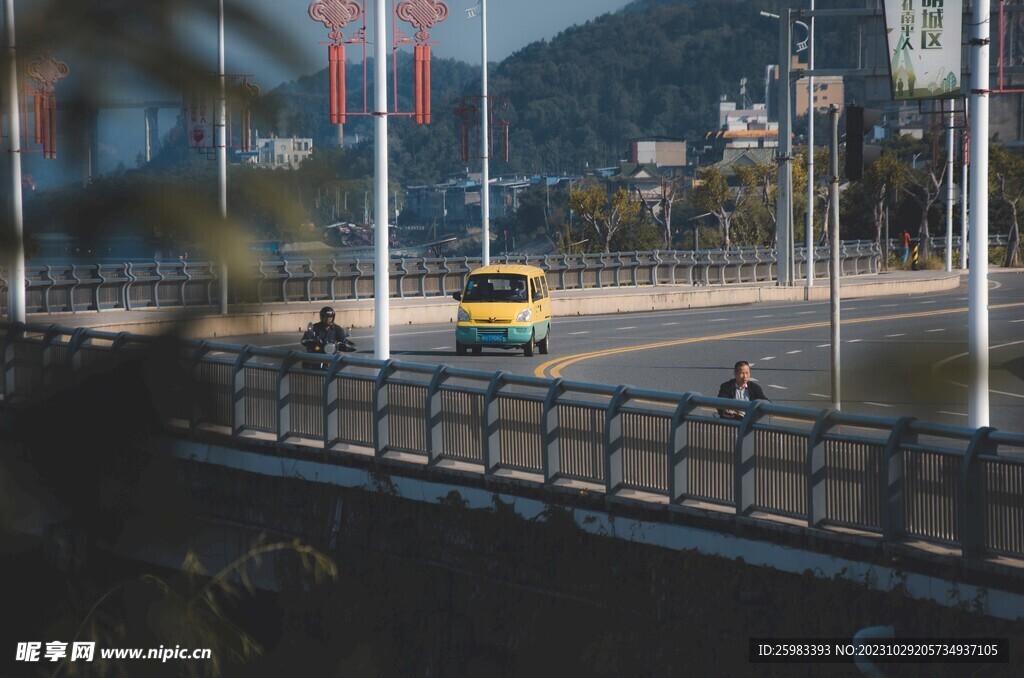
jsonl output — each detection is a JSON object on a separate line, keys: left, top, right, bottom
{"left": 180, "top": 261, "right": 192, "bottom": 307}
{"left": 67, "top": 327, "right": 90, "bottom": 372}
{"left": 322, "top": 355, "right": 344, "bottom": 448}
{"left": 667, "top": 393, "right": 698, "bottom": 504}
{"left": 231, "top": 346, "right": 253, "bottom": 436}
{"left": 373, "top": 360, "right": 394, "bottom": 458}
{"left": 807, "top": 409, "right": 838, "bottom": 528}
{"left": 1, "top": 322, "right": 24, "bottom": 401}
{"left": 277, "top": 353, "right": 299, "bottom": 443}
{"left": 39, "top": 325, "right": 62, "bottom": 386}
{"left": 40, "top": 265, "right": 54, "bottom": 313}
{"left": 605, "top": 385, "right": 630, "bottom": 495}
{"left": 541, "top": 378, "right": 564, "bottom": 484}
{"left": 734, "top": 400, "right": 769, "bottom": 516}
{"left": 425, "top": 365, "right": 448, "bottom": 465}
{"left": 187, "top": 341, "right": 210, "bottom": 431}
{"left": 882, "top": 417, "right": 917, "bottom": 544}
{"left": 483, "top": 371, "right": 507, "bottom": 474}
{"left": 960, "top": 426, "right": 994, "bottom": 561}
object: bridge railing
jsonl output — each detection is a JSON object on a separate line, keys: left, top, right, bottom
{"left": 3, "top": 243, "right": 881, "bottom": 314}
{"left": 5, "top": 321, "right": 1020, "bottom": 567}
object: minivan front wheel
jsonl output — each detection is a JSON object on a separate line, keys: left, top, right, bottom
{"left": 523, "top": 332, "right": 535, "bottom": 357}
{"left": 538, "top": 328, "right": 550, "bottom": 355}
{"left": 456, "top": 341, "right": 467, "bottom": 356}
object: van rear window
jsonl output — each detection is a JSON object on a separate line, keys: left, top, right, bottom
{"left": 463, "top": 274, "right": 529, "bottom": 302}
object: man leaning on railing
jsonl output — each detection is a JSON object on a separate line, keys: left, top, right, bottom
{"left": 717, "top": 361, "right": 769, "bottom": 419}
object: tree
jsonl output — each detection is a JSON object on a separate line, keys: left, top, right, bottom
{"left": 862, "top": 153, "right": 908, "bottom": 257}
{"left": 567, "top": 183, "right": 643, "bottom": 252}
{"left": 990, "top": 144, "right": 1024, "bottom": 267}
{"left": 691, "top": 166, "right": 743, "bottom": 249}
{"left": 902, "top": 158, "right": 947, "bottom": 259}
{"left": 631, "top": 177, "right": 685, "bottom": 249}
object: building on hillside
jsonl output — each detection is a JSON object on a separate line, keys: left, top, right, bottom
{"left": 696, "top": 99, "right": 778, "bottom": 165}
{"left": 628, "top": 137, "right": 686, "bottom": 167}
{"left": 252, "top": 136, "right": 313, "bottom": 169}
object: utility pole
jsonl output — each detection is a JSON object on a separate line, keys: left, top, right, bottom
{"left": 945, "top": 106, "right": 954, "bottom": 272}
{"left": 217, "top": 0, "right": 228, "bottom": 315}
{"left": 805, "top": 0, "right": 815, "bottom": 288}
{"left": 776, "top": 11, "right": 793, "bottom": 285}
{"left": 479, "top": 0, "right": 490, "bottom": 265}
{"left": 373, "top": 0, "right": 390, "bottom": 359}
{"left": 828, "top": 104, "right": 841, "bottom": 410}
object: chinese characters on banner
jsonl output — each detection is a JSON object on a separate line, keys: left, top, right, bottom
{"left": 884, "top": 0, "right": 963, "bottom": 100}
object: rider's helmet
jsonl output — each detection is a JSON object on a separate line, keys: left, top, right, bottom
{"left": 319, "top": 306, "right": 336, "bottom": 322}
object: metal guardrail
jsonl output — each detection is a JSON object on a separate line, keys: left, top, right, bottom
{"left": 1, "top": 243, "right": 881, "bottom": 314}
{"left": 886, "top": 234, "right": 1012, "bottom": 253}
{"left": 3, "top": 321, "right": 1022, "bottom": 567}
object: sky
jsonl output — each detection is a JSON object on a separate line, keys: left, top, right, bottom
{"left": 81, "top": 0, "right": 633, "bottom": 175}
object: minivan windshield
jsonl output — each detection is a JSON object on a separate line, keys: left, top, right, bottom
{"left": 462, "top": 274, "right": 529, "bottom": 303}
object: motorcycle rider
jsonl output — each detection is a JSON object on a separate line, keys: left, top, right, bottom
{"left": 308, "top": 306, "right": 348, "bottom": 349}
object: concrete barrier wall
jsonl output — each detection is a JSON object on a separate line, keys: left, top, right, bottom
{"left": 33, "top": 273, "right": 962, "bottom": 338}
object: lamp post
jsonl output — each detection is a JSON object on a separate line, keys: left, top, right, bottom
{"left": 3, "top": 0, "right": 25, "bottom": 322}
{"left": 804, "top": 1, "right": 815, "bottom": 288}
{"left": 467, "top": 0, "right": 490, "bottom": 265}
{"left": 373, "top": 0, "right": 390, "bottom": 359}
{"left": 968, "top": 0, "right": 990, "bottom": 427}
{"left": 217, "top": 0, "right": 228, "bottom": 315}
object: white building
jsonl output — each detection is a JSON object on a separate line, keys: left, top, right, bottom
{"left": 254, "top": 136, "right": 313, "bottom": 169}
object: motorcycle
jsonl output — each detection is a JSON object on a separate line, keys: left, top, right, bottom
{"left": 300, "top": 322, "right": 356, "bottom": 369}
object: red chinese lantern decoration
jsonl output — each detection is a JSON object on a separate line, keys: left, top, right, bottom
{"left": 308, "top": 0, "right": 365, "bottom": 125}
{"left": 25, "top": 51, "right": 69, "bottom": 159}
{"left": 395, "top": 0, "right": 448, "bottom": 124}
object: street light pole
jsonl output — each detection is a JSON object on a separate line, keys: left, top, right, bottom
{"left": 480, "top": 0, "right": 490, "bottom": 265}
{"left": 2, "top": 0, "right": 24, "bottom": 322}
{"left": 776, "top": 11, "right": 793, "bottom": 285}
{"left": 805, "top": 0, "right": 815, "bottom": 288}
{"left": 373, "top": 0, "right": 390, "bottom": 359}
{"left": 968, "top": 0, "right": 990, "bottom": 427}
{"left": 945, "top": 106, "right": 954, "bottom": 272}
{"left": 828, "top": 104, "right": 841, "bottom": 410}
{"left": 217, "top": 0, "right": 229, "bottom": 315}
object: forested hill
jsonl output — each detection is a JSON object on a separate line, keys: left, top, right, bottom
{"left": 255, "top": 0, "right": 797, "bottom": 183}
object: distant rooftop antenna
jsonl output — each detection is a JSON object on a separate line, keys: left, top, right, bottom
{"left": 740, "top": 77, "right": 753, "bottom": 110}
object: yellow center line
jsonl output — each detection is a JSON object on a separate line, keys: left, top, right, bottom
{"left": 534, "top": 302, "right": 1024, "bottom": 379}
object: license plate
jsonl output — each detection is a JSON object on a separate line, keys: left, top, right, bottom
{"left": 480, "top": 334, "right": 504, "bottom": 343}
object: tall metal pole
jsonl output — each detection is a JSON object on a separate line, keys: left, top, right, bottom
{"left": 217, "top": 0, "right": 228, "bottom": 315}
{"left": 480, "top": 0, "right": 490, "bottom": 265}
{"left": 968, "top": 0, "right": 989, "bottom": 428}
{"left": 945, "top": 106, "right": 954, "bottom": 272}
{"left": 3, "top": 0, "right": 24, "bottom": 322}
{"left": 960, "top": 103, "right": 969, "bottom": 270}
{"left": 373, "top": 0, "right": 390, "bottom": 359}
{"left": 805, "top": 0, "right": 815, "bottom": 288}
{"left": 828, "top": 104, "right": 841, "bottom": 410}
{"left": 776, "top": 12, "right": 793, "bottom": 285}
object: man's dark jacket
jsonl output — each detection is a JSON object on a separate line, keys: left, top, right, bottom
{"left": 716, "top": 379, "right": 768, "bottom": 418}
{"left": 309, "top": 321, "right": 347, "bottom": 347}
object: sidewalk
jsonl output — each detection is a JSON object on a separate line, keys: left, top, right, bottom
{"left": 15, "top": 270, "right": 963, "bottom": 339}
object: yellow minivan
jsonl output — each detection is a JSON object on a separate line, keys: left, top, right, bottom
{"left": 452, "top": 264, "right": 552, "bottom": 356}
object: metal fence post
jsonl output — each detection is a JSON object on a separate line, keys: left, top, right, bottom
{"left": 322, "top": 356, "right": 344, "bottom": 448}
{"left": 1, "top": 322, "right": 23, "bottom": 400}
{"left": 882, "top": 417, "right": 917, "bottom": 543}
{"left": 373, "top": 359, "right": 394, "bottom": 458}
{"left": 734, "top": 400, "right": 768, "bottom": 516}
{"left": 231, "top": 346, "right": 253, "bottom": 436}
{"left": 67, "top": 327, "right": 90, "bottom": 372}
{"left": 483, "top": 371, "right": 507, "bottom": 474}
{"left": 668, "top": 393, "right": 698, "bottom": 504}
{"left": 605, "top": 385, "right": 630, "bottom": 495}
{"left": 276, "top": 353, "right": 300, "bottom": 443}
{"left": 541, "top": 378, "right": 564, "bottom": 484}
{"left": 39, "top": 325, "right": 62, "bottom": 386}
{"left": 426, "top": 365, "right": 448, "bottom": 465}
{"left": 807, "top": 408, "right": 838, "bottom": 528}
{"left": 960, "top": 426, "right": 994, "bottom": 561}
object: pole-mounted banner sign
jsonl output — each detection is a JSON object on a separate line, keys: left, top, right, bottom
{"left": 883, "top": 0, "right": 962, "bottom": 100}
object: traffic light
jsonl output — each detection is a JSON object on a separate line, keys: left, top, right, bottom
{"left": 845, "top": 105, "right": 883, "bottom": 181}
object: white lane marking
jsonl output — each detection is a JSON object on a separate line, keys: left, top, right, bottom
{"left": 709, "top": 318, "right": 728, "bottom": 322}
{"left": 817, "top": 343, "right": 830, "bottom": 348}
{"left": 925, "top": 328, "right": 946, "bottom": 333}
{"left": 949, "top": 381, "right": 1024, "bottom": 400}
{"left": 569, "top": 331, "right": 589, "bottom": 335}
{"left": 786, "top": 350, "right": 802, "bottom": 355}
{"left": 761, "top": 356, "right": 776, "bottom": 361}
{"left": 864, "top": 401, "right": 894, "bottom": 408}
{"left": 990, "top": 279, "right": 1003, "bottom": 291}
{"left": 880, "top": 304, "right": 898, "bottom": 308}
{"left": 429, "top": 346, "right": 450, "bottom": 351}
{"left": 921, "top": 300, "right": 937, "bottom": 304}
{"left": 809, "top": 393, "right": 830, "bottom": 399}
{"left": 939, "top": 410, "right": 968, "bottom": 417}
{"left": 1011, "top": 319, "right": 1024, "bottom": 324}
{"left": 662, "top": 322, "right": 679, "bottom": 326}
{"left": 847, "top": 339, "right": 862, "bottom": 343}
{"left": 617, "top": 326, "right": 637, "bottom": 330}
{"left": 797, "top": 311, "right": 815, "bottom": 315}
{"left": 754, "top": 315, "right": 773, "bottom": 318}
{"left": 934, "top": 339, "right": 1024, "bottom": 370}
{"left": 768, "top": 384, "right": 788, "bottom": 390}
{"left": 885, "top": 333, "right": 905, "bottom": 338}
